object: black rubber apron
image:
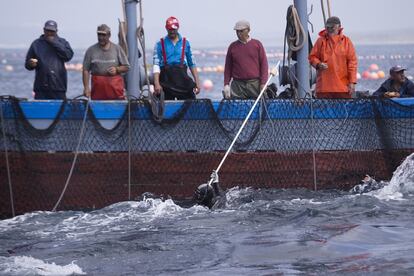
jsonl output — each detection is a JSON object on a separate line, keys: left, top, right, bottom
{"left": 159, "top": 37, "right": 196, "bottom": 100}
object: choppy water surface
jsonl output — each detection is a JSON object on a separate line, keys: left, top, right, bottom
{"left": 1, "top": 155, "right": 414, "bottom": 275}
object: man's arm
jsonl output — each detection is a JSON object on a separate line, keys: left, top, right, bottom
{"left": 185, "top": 40, "right": 200, "bottom": 93}
{"left": 49, "top": 37, "right": 74, "bottom": 62}
{"left": 108, "top": 46, "right": 130, "bottom": 76}
{"left": 258, "top": 40, "right": 269, "bottom": 90}
{"left": 224, "top": 44, "right": 233, "bottom": 86}
{"left": 308, "top": 39, "right": 323, "bottom": 69}
{"left": 190, "top": 67, "right": 201, "bottom": 94}
{"left": 82, "top": 49, "right": 92, "bottom": 97}
{"left": 347, "top": 39, "right": 358, "bottom": 93}
{"left": 117, "top": 65, "right": 129, "bottom": 74}
{"left": 82, "top": 69, "right": 91, "bottom": 98}
{"left": 373, "top": 83, "right": 387, "bottom": 97}
{"left": 152, "top": 42, "right": 162, "bottom": 95}
{"left": 153, "top": 72, "right": 162, "bottom": 95}
{"left": 24, "top": 43, "right": 37, "bottom": 71}
{"left": 403, "top": 80, "right": 414, "bottom": 97}
{"left": 107, "top": 65, "right": 129, "bottom": 76}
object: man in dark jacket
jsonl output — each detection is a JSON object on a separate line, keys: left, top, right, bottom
{"left": 25, "top": 20, "right": 74, "bottom": 99}
{"left": 373, "top": 65, "right": 414, "bottom": 98}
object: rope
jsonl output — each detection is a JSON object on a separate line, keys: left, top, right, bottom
{"left": 119, "top": 0, "right": 128, "bottom": 57}
{"left": 128, "top": 99, "right": 131, "bottom": 200}
{"left": 327, "top": 0, "right": 332, "bottom": 18}
{"left": 148, "top": 88, "right": 165, "bottom": 122}
{"left": 207, "top": 64, "right": 279, "bottom": 187}
{"left": 261, "top": 98, "right": 279, "bottom": 151}
{"left": 121, "top": 0, "right": 127, "bottom": 27}
{"left": 282, "top": 5, "right": 307, "bottom": 97}
{"left": 136, "top": 0, "right": 151, "bottom": 97}
{"left": 52, "top": 99, "right": 90, "bottom": 212}
{"left": 321, "top": 0, "right": 332, "bottom": 24}
{"left": 0, "top": 101, "right": 15, "bottom": 217}
{"left": 286, "top": 64, "right": 312, "bottom": 99}
{"left": 286, "top": 5, "right": 306, "bottom": 54}
{"left": 320, "top": 0, "right": 327, "bottom": 24}
{"left": 310, "top": 98, "right": 318, "bottom": 191}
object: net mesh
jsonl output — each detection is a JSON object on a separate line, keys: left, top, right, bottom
{"left": 1, "top": 96, "right": 413, "bottom": 217}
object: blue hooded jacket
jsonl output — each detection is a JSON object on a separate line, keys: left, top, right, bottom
{"left": 373, "top": 78, "right": 414, "bottom": 98}
{"left": 25, "top": 35, "right": 74, "bottom": 94}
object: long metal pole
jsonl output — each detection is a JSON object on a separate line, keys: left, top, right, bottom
{"left": 125, "top": 0, "right": 141, "bottom": 98}
{"left": 293, "top": 0, "right": 310, "bottom": 98}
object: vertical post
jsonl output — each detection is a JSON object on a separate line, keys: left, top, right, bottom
{"left": 294, "top": 0, "right": 310, "bottom": 98}
{"left": 124, "top": 0, "right": 141, "bottom": 98}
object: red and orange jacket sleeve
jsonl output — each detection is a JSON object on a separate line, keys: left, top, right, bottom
{"left": 308, "top": 38, "right": 323, "bottom": 68}
{"left": 346, "top": 39, "right": 358, "bottom": 84}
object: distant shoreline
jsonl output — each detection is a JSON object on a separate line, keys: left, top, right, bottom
{"left": 1, "top": 42, "right": 414, "bottom": 51}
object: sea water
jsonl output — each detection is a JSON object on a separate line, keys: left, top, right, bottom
{"left": 0, "top": 153, "right": 414, "bottom": 275}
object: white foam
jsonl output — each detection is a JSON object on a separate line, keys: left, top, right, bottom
{"left": 0, "top": 256, "right": 85, "bottom": 275}
{"left": 290, "top": 198, "right": 324, "bottom": 205}
{"left": 146, "top": 198, "right": 184, "bottom": 218}
{"left": 370, "top": 152, "right": 414, "bottom": 200}
{"left": 225, "top": 186, "right": 253, "bottom": 203}
{"left": 2, "top": 198, "right": 190, "bottom": 242}
{"left": 56, "top": 199, "right": 186, "bottom": 239}
{"left": 0, "top": 211, "right": 52, "bottom": 232}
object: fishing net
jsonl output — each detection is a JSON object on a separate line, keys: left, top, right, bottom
{"left": 1, "top": 96, "right": 413, "bottom": 217}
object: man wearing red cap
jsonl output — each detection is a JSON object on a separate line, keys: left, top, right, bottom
{"left": 153, "top": 16, "right": 201, "bottom": 100}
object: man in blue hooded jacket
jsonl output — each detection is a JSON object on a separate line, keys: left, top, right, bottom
{"left": 373, "top": 65, "right": 414, "bottom": 98}
{"left": 25, "top": 20, "right": 74, "bottom": 99}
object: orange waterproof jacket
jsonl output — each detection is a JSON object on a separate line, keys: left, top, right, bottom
{"left": 309, "top": 29, "right": 357, "bottom": 93}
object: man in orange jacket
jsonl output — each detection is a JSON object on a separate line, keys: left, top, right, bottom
{"left": 309, "top": 16, "right": 357, "bottom": 99}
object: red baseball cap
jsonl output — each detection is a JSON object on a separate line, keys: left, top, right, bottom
{"left": 165, "top": 16, "right": 179, "bottom": 30}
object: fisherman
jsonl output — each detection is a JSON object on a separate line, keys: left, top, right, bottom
{"left": 309, "top": 16, "right": 358, "bottom": 99}
{"left": 82, "top": 24, "right": 130, "bottom": 100}
{"left": 194, "top": 170, "right": 225, "bottom": 209}
{"left": 152, "top": 16, "right": 201, "bottom": 100}
{"left": 373, "top": 66, "right": 414, "bottom": 98}
{"left": 223, "top": 20, "right": 269, "bottom": 99}
{"left": 25, "top": 20, "right": 74, "bottom": 100}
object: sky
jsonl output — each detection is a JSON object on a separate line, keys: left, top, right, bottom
{"left": 1, "top": 0, "right": 414, "bottom": 49}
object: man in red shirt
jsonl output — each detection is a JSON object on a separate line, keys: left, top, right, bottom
{"left": 223, "top": 20, "right": 269, "bottom": 99}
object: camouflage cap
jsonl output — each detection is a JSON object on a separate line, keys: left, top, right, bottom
{"left": 97, "top": 24, "right": 111, "bottom": 34}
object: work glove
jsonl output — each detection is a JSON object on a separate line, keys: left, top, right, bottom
{"left": 210, "top": 170, "right": 219, "bottom": 183}
{"left": 222, "top": 84, "right": 231, "bottom": 99}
